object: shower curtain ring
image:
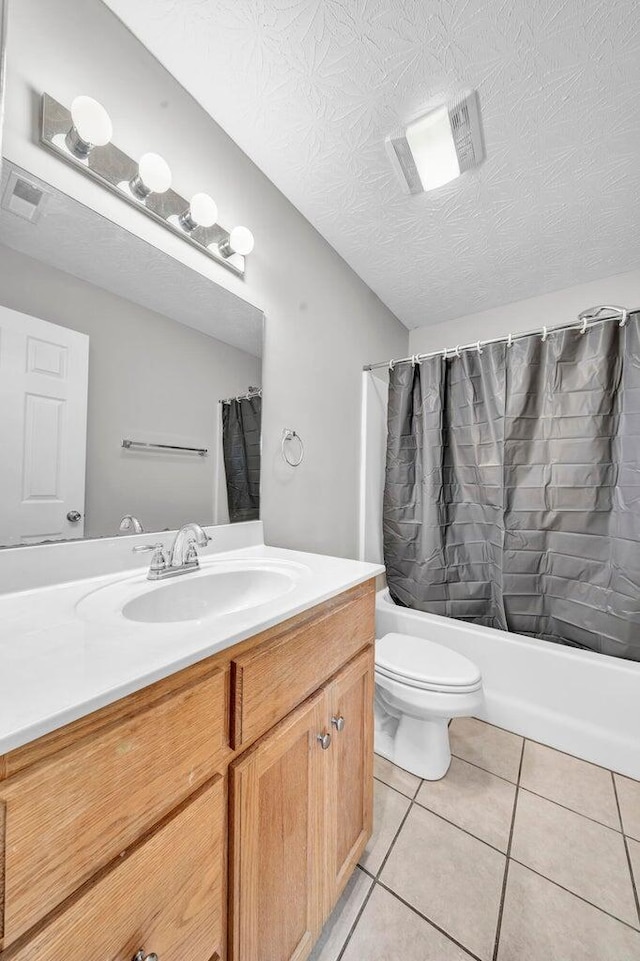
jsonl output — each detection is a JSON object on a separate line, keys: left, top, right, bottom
{"left": 580, "top": 318, "right": 588, "bottom": 334}
{"left": 455, "top": 345, "right": 461, "bottom": 357}
{"left": 619, "top": 309, "right": 628, "bottom": 327}
{"left": 442, "top": 348, "right": 448, "bottom": 361}
{"left": 542, "top": 326, "right": 548, "bottom": 342}
{"left": 507, "top": 333, "right": 513, "bottom": 348}
{"left": 476, "top": 341, "right": 483, "bottom": 354}
{"left": 411, "top": 354, "right": 418, "bottom": 367}
{"left": 389, "top": 359, "right": 395, "bottom": 371}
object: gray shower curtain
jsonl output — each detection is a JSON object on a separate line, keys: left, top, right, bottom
{"left": 383, "top": 312, "right": 640, "bottom": 661}
{"left": 222, "top": 395, "right": 261, "bottom": 523}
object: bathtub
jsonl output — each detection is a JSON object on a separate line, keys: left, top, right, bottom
{"left": 376, "top": 589, "right": 640, "bottom": 780}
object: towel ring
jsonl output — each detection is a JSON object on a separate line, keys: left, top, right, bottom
{"left": 282, "top": 428, "right": 304, "bottom": 467}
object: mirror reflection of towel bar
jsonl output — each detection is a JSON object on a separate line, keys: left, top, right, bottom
{"left": 122, "top": 439, "right": 208, "bottom": 456}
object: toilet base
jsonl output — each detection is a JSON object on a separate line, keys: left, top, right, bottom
{"left": 376, "top": 714, "right": 452, "bottom": 781}
{"left": 395, "top": 715, "right": 451, "bottom": 780}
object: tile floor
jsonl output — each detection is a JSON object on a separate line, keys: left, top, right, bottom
{"left": 310, "top": 717, "right": 640, "bottom": 961}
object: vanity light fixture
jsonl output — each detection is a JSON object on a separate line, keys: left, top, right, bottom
{"left": 179, "top": 192, "right": 218, "bottom": 231}
{"left": 65, "top": 95, "right": 113, "bottom": 158}
{"left": 386, "top": 90, "right": 484, "bottom": 194}
{"left": 40, "top": 92, "right": 253, "bottom": 277}
{"left": 129, "top": 152, "right": 172, "bottom": 199}
{"left": 218, "top": 226, "right": 255, "bottom": 258}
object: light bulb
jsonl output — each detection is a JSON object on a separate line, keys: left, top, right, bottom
{"left": 129, "top": 152, "right": 172, "bottom": 199}
{"left": 66, "top": 96, "right": 112, "bottom": 157}
{"left": 219, "top": 225, "right": 254, "bottom": 258}
{"left": 179, "top": 192, "right": 218, "bottom": 231}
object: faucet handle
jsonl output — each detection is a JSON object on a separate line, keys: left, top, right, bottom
{"left": 133, "top": 542, "right": 167, "bottom": 574}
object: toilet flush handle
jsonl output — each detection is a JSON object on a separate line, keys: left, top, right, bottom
{"left": 331, "top": 715, "right": 345, "bottom": 733}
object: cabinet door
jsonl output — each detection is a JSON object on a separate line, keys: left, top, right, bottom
{"left": 326, "top": 648, "right": 374, "bottom": 909}
{"left": 229, "top": 689, "right": 328, "bottom": 961}
{"left": 4, "top": 777, "right": 226, "bottom": 961}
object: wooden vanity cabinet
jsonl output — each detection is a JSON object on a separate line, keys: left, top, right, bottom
{"left": 229, "top": 648, "right": 374, "bottom": 961}
{"left": 0, "top": 579, "right": 375, "bottom": 961}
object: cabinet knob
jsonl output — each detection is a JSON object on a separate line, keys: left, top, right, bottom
{"left": 331, "top": 715, "right": 345, "bottom": 732}
{"left": 132, "top": 951, "right": 158, "bottom": 961}
{"left": 317, "top": 732, "right": 332, "bottom": 750}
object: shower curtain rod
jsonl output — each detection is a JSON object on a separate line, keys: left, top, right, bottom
{"left": 363, "top": 305, "right": 631, "bottom": 371}
{"left": 219, "top": 386, "right": 262, "bottom": 404}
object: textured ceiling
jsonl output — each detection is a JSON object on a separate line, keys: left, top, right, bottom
{"left": 103, "top": 0, "right": 640, "bottom": 329}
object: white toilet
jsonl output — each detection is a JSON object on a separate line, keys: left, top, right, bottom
{"left": 374, "top": 632, "right": 483, "bottom": 780}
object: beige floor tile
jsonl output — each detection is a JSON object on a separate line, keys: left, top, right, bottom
{"left": 450, "top": 717, "right": 522, "bottom": 783}
{"left": 309, "top": 868, "right": 372, "bottom": 961}
{"left": 498, "top": 861, "right": 640, "bottom": 961}
{"left": 615, "top": 773, "right": 640, "bottom": 842}
{"left": 341, "top": 884, "right": 473, "bottom": 961}
{"left": 628, "top": 839, "right": 640, "bottom": 921}
{"left": 520, "top": 741, "right": 620, "bottom": 828}
{"left": 511, "top": 790, "right": 638, "bottom": 926}
{"left": 358, "top": 779, "right": 410, "bottom": 875}
{"left": 374, "top": 753, "right": 421, "bottom": 798}
{"left": 380, "top": 804, "right": 505, "bottom": 960}
{"left": 415, "top": 756, "right": 516, "bottom": 852}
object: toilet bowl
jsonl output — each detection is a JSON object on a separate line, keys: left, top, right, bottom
{"left": 374, "top": 632, "right": 483, "bottom": 780}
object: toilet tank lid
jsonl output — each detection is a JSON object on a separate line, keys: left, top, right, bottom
{"left": 376, "top": 632, "right": 481, "bottom": 688}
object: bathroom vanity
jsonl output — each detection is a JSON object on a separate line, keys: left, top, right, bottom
{"left": 0, "top": 539, "right": 380, "bottom": 961}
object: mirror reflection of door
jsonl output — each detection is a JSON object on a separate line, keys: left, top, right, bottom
{"left": 0, "top": 306, "right": 89, "bottom": 545}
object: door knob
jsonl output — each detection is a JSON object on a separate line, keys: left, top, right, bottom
{"left": 132, "top": 951, "right": 158, "bottom": 961}
{"left": 331, "top": 715, "right": 345, "bottom": 732}
{"left": 317, "top": 732, "right": 332, "bottom": 750}
{"left": 66, "top": 510, "right": 82, "bottom": 522}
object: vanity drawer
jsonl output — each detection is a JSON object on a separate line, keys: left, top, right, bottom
{"left": 0, "top": 668, "right": 227, "bottom": 946}
{"left": 3, "top": 777, "right": 225, "bottom": 961}
{"left": 230, "top": 581, "right": 374, "bottom": 748}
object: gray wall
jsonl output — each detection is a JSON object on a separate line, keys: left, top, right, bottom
{"left": 0, "top": 244, "right": 261, "bottom": 537}
{"left": 2, "top": 0, "right": 408, "bottom": 559}
{"left": 409, "top": 267, "right": 640, "bottom": 355}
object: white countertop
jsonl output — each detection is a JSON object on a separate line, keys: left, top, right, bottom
{"left": 0, "top": 543, "right": 383, "bottom": 755}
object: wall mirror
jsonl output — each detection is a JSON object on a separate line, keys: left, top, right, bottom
{"left": 0, "top": 162, "right": 264, "bottom": 547}
{"left": 0, "top": 0, "right": 264, "bottom": 549}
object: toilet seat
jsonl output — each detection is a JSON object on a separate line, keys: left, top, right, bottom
{"left": 376, "top": 633, "right": 482, "bottom": 695}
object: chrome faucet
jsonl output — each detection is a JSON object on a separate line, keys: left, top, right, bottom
{"left": 119, "top": 514, "right": 144, "bottom": 534}
{"left": 133, "top": 522, "right": 210, "bottom": 580}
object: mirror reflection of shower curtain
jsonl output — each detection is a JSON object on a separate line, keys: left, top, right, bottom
{"left": 383, "top": 312, "right": 640, "bottom": 662}
{"left": 222, "top": 395, "right": 261, "bottom": 523}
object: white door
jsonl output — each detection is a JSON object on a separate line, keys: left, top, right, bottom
{"left": 0, "top": 306, "right": 89, "bottom": 545}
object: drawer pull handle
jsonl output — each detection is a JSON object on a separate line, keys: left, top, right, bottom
{"left": 132, "top": 951, "right": 158, "bottom": 961}
{"left": 317, "top": 732, "right": 332, "bottom": 750}
{"left": 331, "top": 715, "right": 345, "bottom": 732}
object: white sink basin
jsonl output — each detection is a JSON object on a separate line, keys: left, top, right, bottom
{"left": 122, "top": 568, "right": 293, "bottom": 623}
{"left": 75, "top": 559, "right": 308, "bottom": 626}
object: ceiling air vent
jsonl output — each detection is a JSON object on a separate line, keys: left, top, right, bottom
{"left": 1, "top": 171, "right": 49, "bottom": 223}
{"left": 386, "top": 90, "right": 484, "bottom": 194}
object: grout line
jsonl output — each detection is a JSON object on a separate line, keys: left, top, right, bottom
{"left": 338, "top": 795, "right": 416, "bottom": 961}
{"left": 470, "top": 717, "right": 639, "bottom": 784}
{"left": 412, "top": 794, "right": 510, "bottom": 857}
{"left": 334, "top": 872, "right": 377, "bottom": 961}
{"left": 372, "top": 792, "right": 414, "bottom": 880}
{"left": 373, "top": 772, "right": 419, "bottom": 801}
{"left": 492, "top": 737, "right": 525, "bottom": 960}
{"left": 509, "top": 858, "right": 640, "bottom": 933}
{"left": 612, "top": 772, "right": 640, "bottom": 928}
{"left": 373, "top": 878, "right": 482, "bottom": 960}
{"left": 516, "top": 784, "right": 623, "bottom": 834}
{"left": 450, "top": 750, "right": 519, "bottom": 786}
